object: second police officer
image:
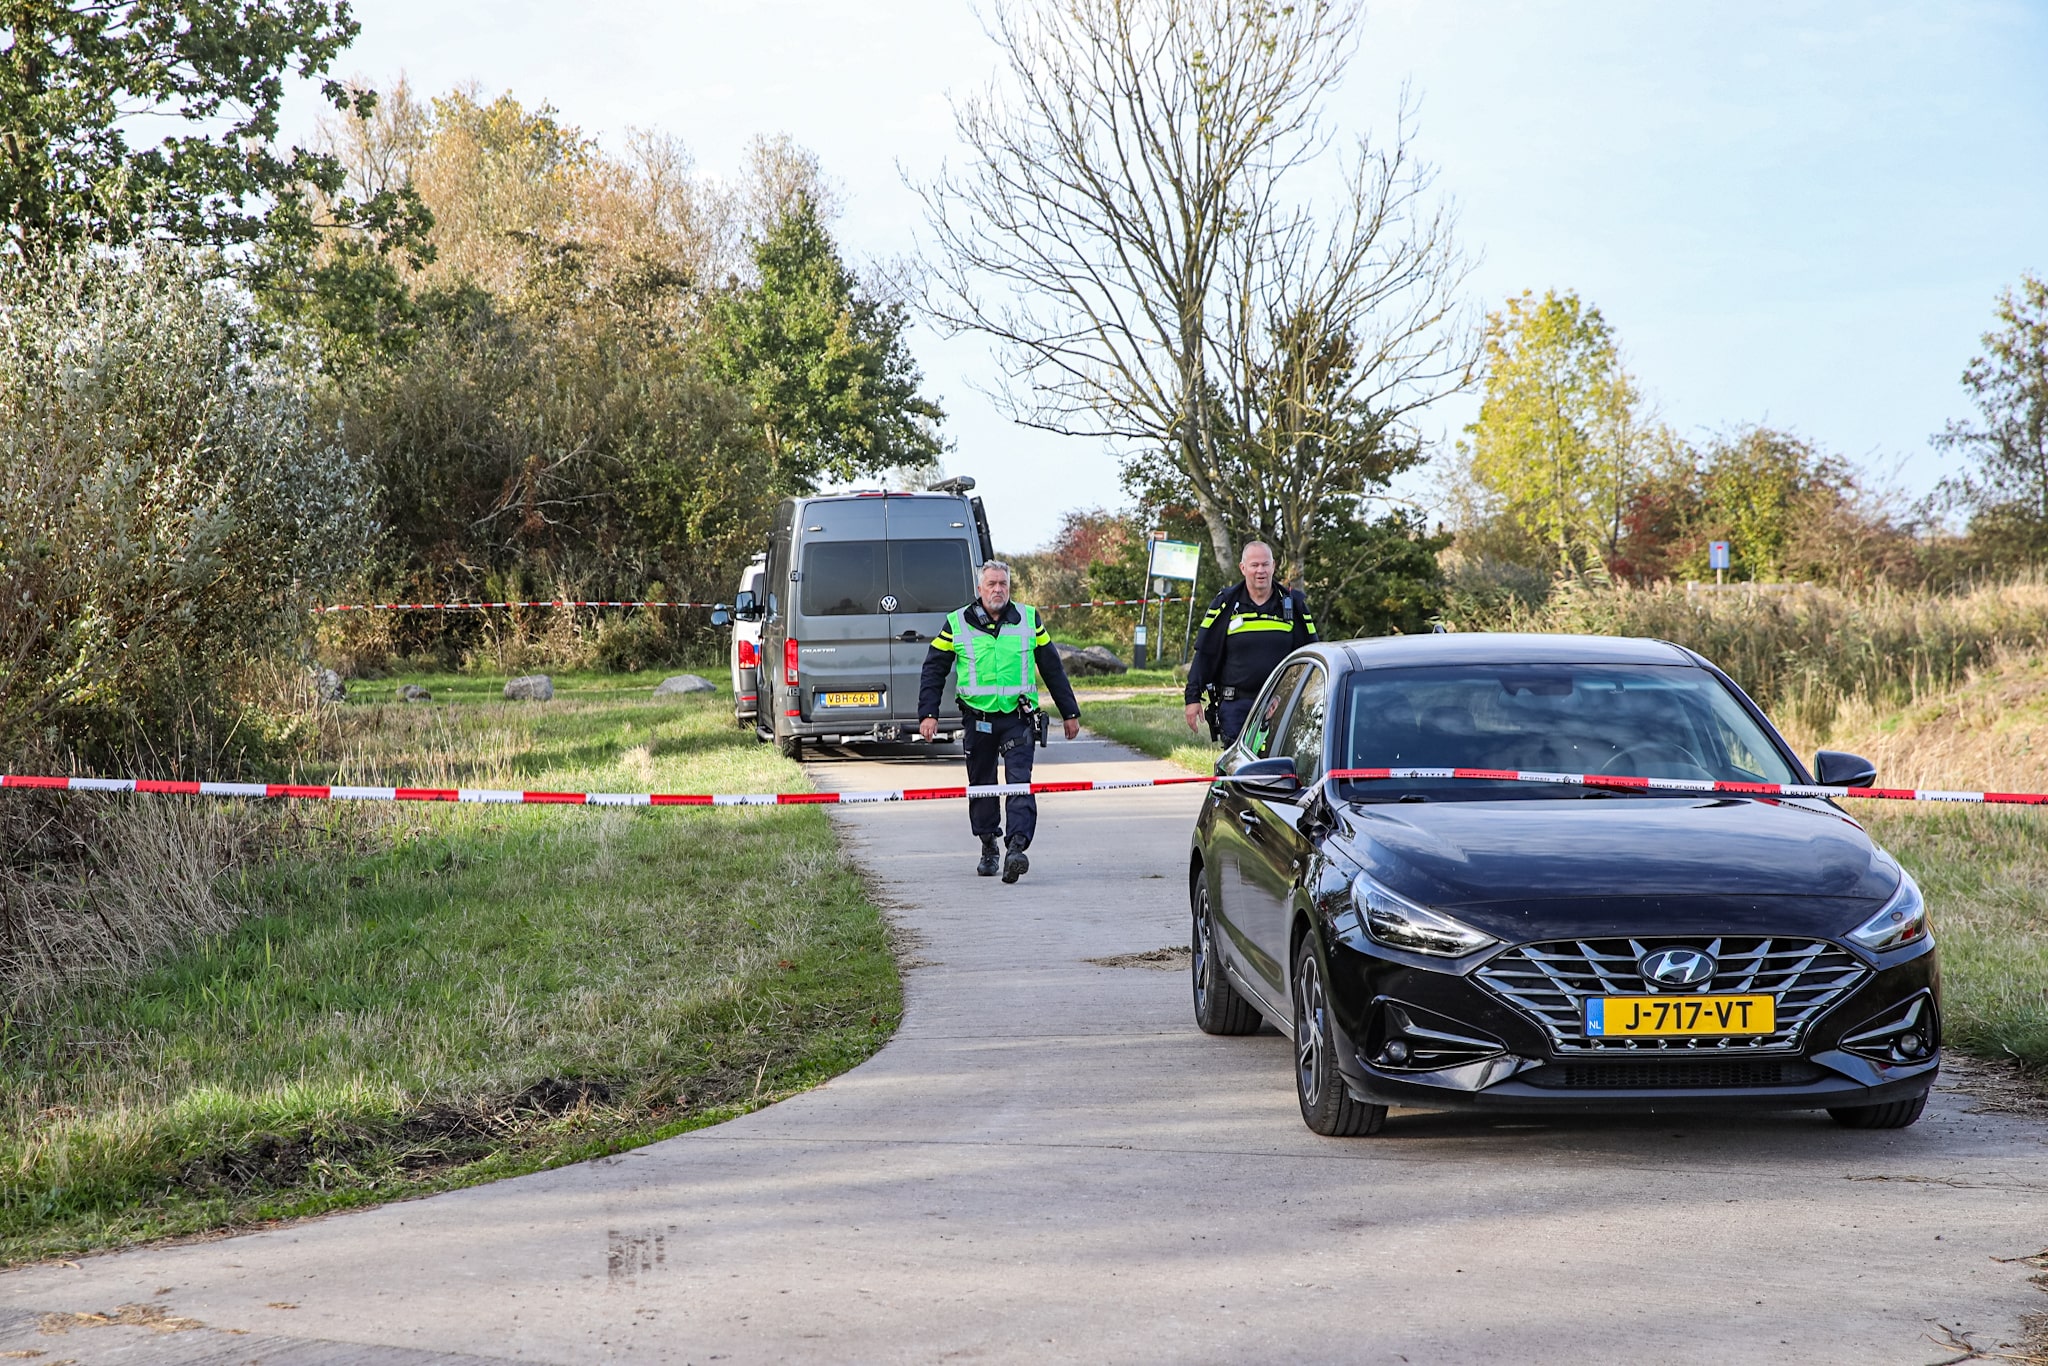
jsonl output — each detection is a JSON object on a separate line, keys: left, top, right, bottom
{"left": 1181, "top": 540, "right": 1319, "bottom": 745}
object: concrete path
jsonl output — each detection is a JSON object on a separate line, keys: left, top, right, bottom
{"left": 2, "top": 734, "right": 2046, "bottom": 1364}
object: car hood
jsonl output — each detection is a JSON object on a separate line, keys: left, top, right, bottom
{"left": 1336, "top": 796, "right": 1898, "bottom": 939}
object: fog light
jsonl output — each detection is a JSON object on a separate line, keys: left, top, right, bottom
{"left": 1898, "top": 1032, "right": 1927, "bottom": 1059}
{"left": 1383, "top": 1040, "right": 1411, "bottom": 1066}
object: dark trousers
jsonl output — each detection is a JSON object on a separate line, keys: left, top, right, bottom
{"left": 963, "top": 708, "right": 1037, "bottom": 847}
{"left": 1218, "top": 696, "right": 1257, "bottom": 745}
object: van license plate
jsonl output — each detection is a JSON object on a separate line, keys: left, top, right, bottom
{"left": 1584, "top": 994, "right": 1776, "bottom": 1037}
{"left": 822, "top": 691, "right": 880, "bottom": 708}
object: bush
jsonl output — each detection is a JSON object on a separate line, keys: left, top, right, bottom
{"left": 0, "top": 248, "right": 370, "bottom": 773}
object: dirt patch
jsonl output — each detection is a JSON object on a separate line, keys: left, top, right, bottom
{"left": 1085, "top": 946, "right": 1191, "bottom": 971}
{"left": 1941, "top": 1054, "right": 2048, "bottom": 1119}
{"left": 38, "top": 1302, "right": 202, "bottom": 1335}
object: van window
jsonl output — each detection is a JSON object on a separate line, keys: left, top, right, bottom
{"left": 802, "top": 542, "right": 884, "bottom": 616}
{"left": 889, "top": 540, "right": 973, "bottom": 613}
{"left": 800, "top": 539, "right": 973, "bottom": 617}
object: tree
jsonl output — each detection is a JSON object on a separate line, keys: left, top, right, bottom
{"left": 702, "top": 192, "right": 945, "bottom": 493}
{"left": 1463, "top": 290, "right": 1647, "bottom": 577}
{"left": 0, "top": 1, "right": 419, "bottom": 276}
{"left": 1936, "top": 271, "right": 2048, "bottom": 559}
{"left": 919, "top": 0, "right": 1469, "bottom": 575}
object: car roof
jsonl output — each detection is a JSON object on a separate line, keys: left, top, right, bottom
{"left": 1332, "top": 632, "right": 1698, "bottom": 669}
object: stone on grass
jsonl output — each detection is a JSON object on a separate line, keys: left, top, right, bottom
{"left": 396, "top": 684, "right": 432, "bottom": 703}
{"left": 503, "top": 674, "right": 555, "bottom": 702}
{"left": 1078, "top": 645, "right": 1129, "bottom": 674}
{"left": 311, "top": 667, "right": 346, "bottom": 702}
{"left": 654, "top": 673, "right": 717, "bottom": 697}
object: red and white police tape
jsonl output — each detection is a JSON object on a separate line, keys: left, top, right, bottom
{"left": 313, "top": 595, "right": 1191, "bottom": 614}
{"left": 316, "top": 600, "right": 717, "bottom": 613}
{"left": 0, "top": 773, "right": 1216, "bottom": 806}
{"left": 1, "top": 767, "right": 2044, "bottom": 807}
{"left": 1323, "top": 768, "right": 2048, "bottom": 806}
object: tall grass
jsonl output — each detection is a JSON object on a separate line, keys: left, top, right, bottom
{"left": 1450, "top": 575, "right": 2048, "bottom": 734}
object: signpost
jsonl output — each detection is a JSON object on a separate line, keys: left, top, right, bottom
{"left": 1710, "top": 540, "right": 1731, "bottom": 586}
{"left": 1147, "top": 538, "right": 1203, "bottom": 666}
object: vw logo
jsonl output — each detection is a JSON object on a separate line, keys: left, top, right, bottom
{"left": 880, "top": 595, "right": 899, "bottom": 612}
{"left": 1640, "top": 947, "right": 1717, "bottom": 989}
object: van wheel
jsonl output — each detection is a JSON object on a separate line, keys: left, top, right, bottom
{"left": 778, "top": 732, "right": 803, "bottom": 761}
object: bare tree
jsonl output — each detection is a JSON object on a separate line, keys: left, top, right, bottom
{"left": 918, "top": 0, "right": 1471, "bottom": 574}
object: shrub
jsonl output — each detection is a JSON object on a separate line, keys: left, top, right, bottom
{"left": 0, "top": 248, "right": 371, "bottom": 773}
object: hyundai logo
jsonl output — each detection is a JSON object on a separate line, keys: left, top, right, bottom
{"left": 1640, "top": 947, "right": 1717, "bottom": 989}
{"left": 880, "top": 595, "right": 899, "bottom": 612}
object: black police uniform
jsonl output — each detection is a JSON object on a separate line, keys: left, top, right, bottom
{"left": 1183, "top": 581, "right": 1319, "bottom": 743}
{"left": 917, "top": 600, "right": 1080, "bottom": 853}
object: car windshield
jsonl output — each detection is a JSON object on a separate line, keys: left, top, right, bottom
{"left": 1333, "top": 663, "right": 1798, "bottom": 801}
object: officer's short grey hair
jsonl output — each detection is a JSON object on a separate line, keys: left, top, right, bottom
{"left": 980, "top": 559, "right": 1013, "bottom": 580}
{"left": 1239, "top": 541, "right": 1274, "bottom": 562}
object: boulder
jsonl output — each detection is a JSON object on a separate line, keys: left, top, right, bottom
{"left": 310, "top": 667, "right": 347, "bottom": 703}
{"left": 503, "top": 674, "right": 555, "bottom": 702}
{"left": 1053, "top": 641, "right": 1121, "bottom": 678}
{"left": 396, "top": 684, "right": 432, "bottom": 703}
{"left": 654, "top": 673, "right": 717, "bottom": 697}
{"left": 1078, "top": 645, "right": 1129, "bottom": 675}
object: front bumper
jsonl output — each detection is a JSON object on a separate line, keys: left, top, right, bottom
{"left": 1324, "top": 935, "right": 1941, "bottom": 1114}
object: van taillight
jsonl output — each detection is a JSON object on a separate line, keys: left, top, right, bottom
{"left": 738, "top": 639, "right": 757, "bottom": 668}
{"left": 784, "top": 638, "right": 800, "bottom": 685}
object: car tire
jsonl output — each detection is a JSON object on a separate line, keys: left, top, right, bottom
{"left": 1191, "top": 874, "right": 1261, "bottom": 1036}
{"left": 778, "top": 730, "right": 803, "bottom": 761}
{"left": 1292, "top": 937, "right": 1387, "bottom": 1137}
{"left": 1826, "top": 1094, "right": 1928, "bottom": 1130}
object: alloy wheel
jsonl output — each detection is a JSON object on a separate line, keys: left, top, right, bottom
{"left": 1295, "top": 953, "right": 1328, "bottom": 1107}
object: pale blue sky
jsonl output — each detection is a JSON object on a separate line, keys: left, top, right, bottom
{"left": 285, "top": 1, "right": 2048, "bottom": 550}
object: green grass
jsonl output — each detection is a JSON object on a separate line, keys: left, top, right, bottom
{"left": 1857, "top": 806, "right": 2048, "bottom": 1073}
{"left": 1077, "top": 691, "right": 2047, "bottom": 1079}
{"left": 1077, "top": 688, "right": 1217, "bottom": 774}
{"left": 0, "top": 675, "right": 901, "bottom": 1264}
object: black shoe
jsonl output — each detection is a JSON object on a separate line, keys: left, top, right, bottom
{"left": 1001, "top": 845, "right": 1030, "bottom": 883}
{"left": 976, "top": 840, "right": 1001, "bottom": 877}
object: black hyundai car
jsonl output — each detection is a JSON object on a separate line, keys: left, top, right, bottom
{"left": 1190, "top": 633, "right": 1939, "bottom": 1136}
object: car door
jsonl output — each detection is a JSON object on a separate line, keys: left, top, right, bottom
{"left": 1216, "top": 661, "right": 1311, "bottom": 1005}
{"left": 1239, "top": 663, "right": 1329, "bottom": 1002}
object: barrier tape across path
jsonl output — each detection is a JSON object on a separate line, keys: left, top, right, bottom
{"left": 313, "top": 595, "right": 1191, "bottom": 614}
{"left": 1, "top": 767, "right": 2045, "bottom": 807}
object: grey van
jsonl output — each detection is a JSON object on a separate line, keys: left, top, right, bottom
{"left": 734, "top": 478, "right": 993, "bottom": 758}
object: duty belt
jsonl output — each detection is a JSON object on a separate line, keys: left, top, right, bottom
{"left": 958, "top": 701, "right": 1027, "bottom": 720}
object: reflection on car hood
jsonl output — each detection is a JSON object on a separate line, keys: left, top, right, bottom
{"left": 1339, "top": 797, "right": 1898, "bottom": 913}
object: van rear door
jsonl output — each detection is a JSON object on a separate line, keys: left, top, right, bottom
{"left": 793, "top": 500, "right": 894, "bottom": 727}
{"left": 885, "top": 497, "right": 977, "bottom": 725}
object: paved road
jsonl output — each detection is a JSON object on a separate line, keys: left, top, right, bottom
{"left": 2, "top": 735, "right": 2046, "bottom": 1364}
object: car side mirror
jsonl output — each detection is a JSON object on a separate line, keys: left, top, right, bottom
{"left": 1218, "top": 755, "right": 1300, "bottom": 799}
{"left": 1814, "top": 750, "right": 1877, "bottom": 788}
{"left": 710, "top": 604, "right": 732, "bottom": 628}
{"left": 733, "top": 589, "right": 762, "bottom": 622}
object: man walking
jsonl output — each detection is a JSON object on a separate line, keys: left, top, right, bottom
{"left": 919, "top": 560, "right": 1081, "bottom": 882}
{"left": 1182, "top": 541, "right": 1319, "bottom": 745}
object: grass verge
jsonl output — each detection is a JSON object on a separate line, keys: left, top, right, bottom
{"left": 0, "top": 674, "right": 901, "bottom": 1265}
{"left": 1075, "top": 684, "right": 1221, "bottom": 774}
{"left": 1083, "top": 687, "right": 2048, "bottom": 1081}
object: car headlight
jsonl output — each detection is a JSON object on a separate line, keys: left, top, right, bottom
{"left": 1346, "top": 873, "right": 1497, "bottom": 958}
{"left": 1847, "top": 871, "right": 1929, "bottom": 952}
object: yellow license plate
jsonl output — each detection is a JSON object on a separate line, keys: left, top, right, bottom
{"left": 821, "top": 691, "right": 880, "bottom": 708}
{"left": 1585, "top": 994, "right": 1776, "bottom": 1038}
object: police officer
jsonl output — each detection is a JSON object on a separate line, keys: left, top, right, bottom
{"left": 1182, "top": 541, "right": 1319, "bottom": 745}
{"left": 919, "top": 560, "right": 1081, "bottom": 882}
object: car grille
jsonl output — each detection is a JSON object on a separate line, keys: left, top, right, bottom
{"left": 1474, "top": 936, "right": 1868, "bottom": 1055}
{"left": 1525, "top": 1059, "right": 1826, "bottom": 1090}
